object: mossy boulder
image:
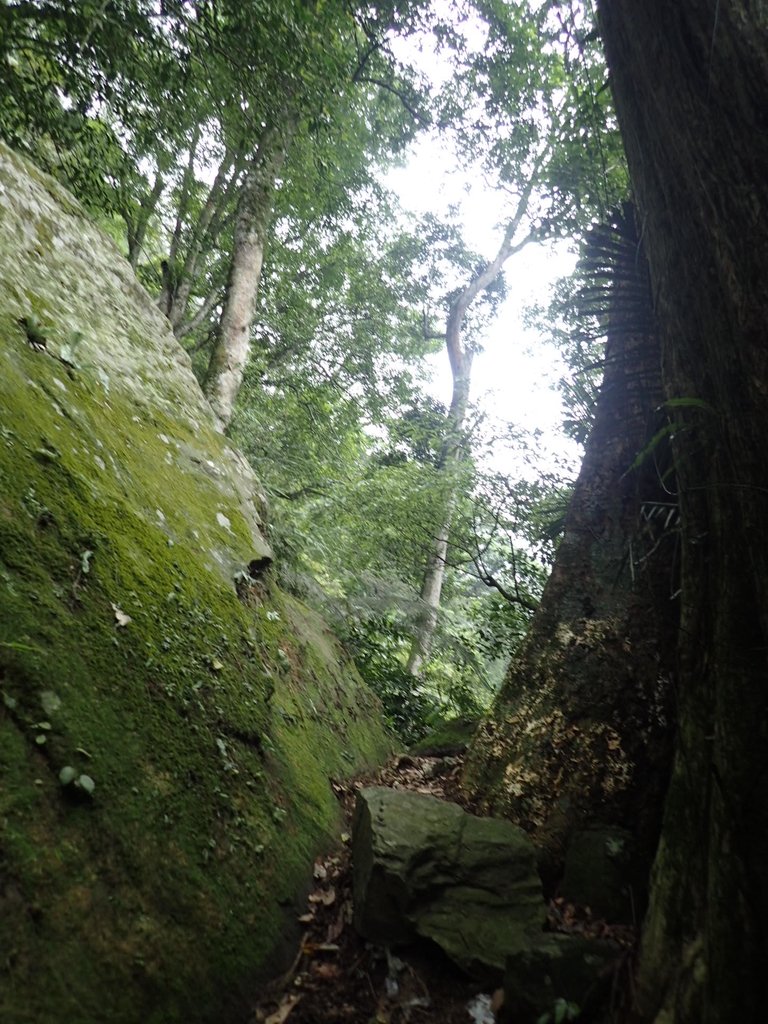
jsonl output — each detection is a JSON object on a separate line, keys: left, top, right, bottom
{"left": 408, "top": 716, "right": 479, "bottom": 756}
{"left": 0, "top": 142, "right": 392, "bottom": 1024}
{"left": 352, "top": 787, "right": 547, "bottom": 978}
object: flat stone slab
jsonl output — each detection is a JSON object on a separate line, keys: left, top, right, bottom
{"left": 352, "top": 786, "right": 547, "bottom": 976}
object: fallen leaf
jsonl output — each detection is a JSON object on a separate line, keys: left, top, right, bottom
{"left": 491, "top": 988, "right": 505, "bottom": 1015}
{"left": 310, "top": 962, "right": 341, "bottom": 981}
{"left": 325, "top": 901, "right": 350, "bottom": 942}
{"left": 264, "top": 993, "right": 302, "bottom": 1024}
{"left": 313, "top": 860, "right": 328, "bottom": 881}
{"left": 111, "top": 603, "right": 132, "bottom": 627}
{"left": 297, "top": 912, "right": 315, "bottom": 924}
{"left": 308, "top": 886, "right": 336, "bottom": 907}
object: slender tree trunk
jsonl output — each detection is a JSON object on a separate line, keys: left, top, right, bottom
{"left": 203, "top": 128, "right": 289, "bottom": 429}
{"left": 126, "top": 170, "right": 164, "bottom": 270}
{"left": 593, "top": 4, "right": 768, "bottom": 1021}
{"left": 157, "top": 128, "right": 200, "bottom": 316}
{"left": 168, "top": 149, "right": 241, "bottom": 332}
{"left": 464, "top": 208, "right": 677, "bottom": 886}
{"left": 405, "top": 317, "right": 473, "bottom": 676}
{"left": 406, "top": 208, "right": 536, "bottom": 676}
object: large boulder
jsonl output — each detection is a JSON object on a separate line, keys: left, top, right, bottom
{"left": 352, "top": 786, "right": 547, "bottom": 976}
{"left": 0, "top": 143, "right": 392, "bottom": 1024}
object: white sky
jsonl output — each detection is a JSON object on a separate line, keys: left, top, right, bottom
{"left": 385, "top": 135, "right": 582, "bottom": 479}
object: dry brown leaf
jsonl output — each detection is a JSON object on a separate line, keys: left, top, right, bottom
{"left": 264, "top": 993, "right": 302, "bottom": 1024}
{"left": 325, "top": 901, "right": 350, "bottom": 943}
{"left": 308, "top": 886, "right": 336, "bottom": 906}
{"left": 491, "top": 988, "right": 505, "bottom": 1014}
{"left": 310, "top": 962, "right": 342, "bottom": 981}
{"left": 313, "top": 860, "right": 328, "bottom": 881}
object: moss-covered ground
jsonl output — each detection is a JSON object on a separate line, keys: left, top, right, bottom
{"left": 0, "top": 147, "right": 391, "bottom": 1024}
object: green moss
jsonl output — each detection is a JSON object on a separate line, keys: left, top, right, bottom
{"left": 0, "top": 145, "right": 392, "bottom": 1024}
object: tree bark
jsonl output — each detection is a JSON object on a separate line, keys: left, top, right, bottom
{"left": 464, "top": 207, "right": 678, "bottom": 887}
{"left": 593, "top": 4, "right": 768, "bottom": 1021}
{"left": 126, "top": 169, "right": 164, "bottom": 271}
{"left": 157, "top": 127, "right": 201, "bottom": 316}
{"left": 203, "top": 128, "right": 289, "bottom": 429}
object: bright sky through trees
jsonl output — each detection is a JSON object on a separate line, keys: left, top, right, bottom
{"left": 386, "top": 134, "right": 581, "bottom": 478}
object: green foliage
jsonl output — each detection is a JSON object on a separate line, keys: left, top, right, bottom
{"left": 0, "top": 1, "right": 193, "bottom": 213}
{"left": 345, "top": 618, "right": 443, "bottom": 744}
{"left": 537, "top": 997, "right": 581, "bottom": 1024}
{"left": 0, "top": 0, "right": 635, "bottom": 745}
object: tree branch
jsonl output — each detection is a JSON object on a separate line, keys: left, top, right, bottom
{"left": 356, "top": 75, "right": 431, "bottom": 127}
{"left": 176, "top": 285, "right": 224, "bottom": 339}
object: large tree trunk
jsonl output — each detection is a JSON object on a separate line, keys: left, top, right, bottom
{"left": 204, "top": 129, "right": 289, "bottom": 429}
{"left": 464, "top": 207, "right": 678, "bottom": 885}
{"left": 593, "top": 4, "right": 768, "bottom": 1021}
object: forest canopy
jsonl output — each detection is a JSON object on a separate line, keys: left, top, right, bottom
{"left": 0, "top": 0, "right": 625, "bottom": 737}
{"left": 4, "top": 1, "right": 768, "bottom": 1022}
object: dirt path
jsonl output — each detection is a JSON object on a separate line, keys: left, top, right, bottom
{"left": 251, "top": 753, "right": 635, "bottom": 1024}
{"left": 251, "top": 752, "right": 493, "bottom": 1024}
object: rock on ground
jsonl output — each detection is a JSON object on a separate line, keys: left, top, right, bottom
{"left": 352, "top": 786, "right": 547, "bottom": 977}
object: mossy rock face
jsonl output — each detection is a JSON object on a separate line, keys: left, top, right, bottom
{"left": 0, "top": 143, "right": 392, "bottom": 1024}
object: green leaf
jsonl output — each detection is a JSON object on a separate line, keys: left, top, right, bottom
{"left": 625, "top": 423, "right": 676, "bottom": 473}
{"left": 59, "top": 765, "right": 78, "bottom": 786}
{"left": 76, "top": 774, "right": 96, "bottom": 795}
{"left": 40, "top": 690, "right": 61, "bottom": 715}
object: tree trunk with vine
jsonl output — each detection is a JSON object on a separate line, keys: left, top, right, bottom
{"left": 464, "top": 207, "right": 678, "bottom": 889}
{"left": 593, "top": 3, "right": 768, "bottom": 1020}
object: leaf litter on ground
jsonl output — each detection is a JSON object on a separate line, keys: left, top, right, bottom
{"left": 251, "top": 750, "right": 635, "bottom": 1024}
